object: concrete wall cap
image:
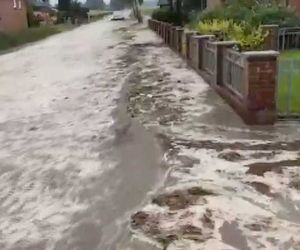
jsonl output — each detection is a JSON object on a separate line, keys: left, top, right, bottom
{"left": 185, "top": 31, "right": 197, "bottom": 34}
{"left": 260, "top": 24, "right": 279, "bottom": 28}
{"left": 212, "top": 41, "right": 238, "bottom": 45}
{"left": 192, "top": 35, "right": 215, "bottom": 39}
{"left": 242, "top": 50, "right": 279, "bottom": 58}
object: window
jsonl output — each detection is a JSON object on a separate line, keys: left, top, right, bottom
{"left": 200, "top": 0, "right": 207, "bottom": 11}
{"left": 12, "top": 0, "right": 22, "bottom": 9}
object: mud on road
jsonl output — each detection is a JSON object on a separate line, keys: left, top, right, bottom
{"left": 117, "top": 25, "right": 300, "bottom": 250}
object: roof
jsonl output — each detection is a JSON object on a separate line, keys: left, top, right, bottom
{"left": 157, "top": 0, "right": 169, "bottom": 6}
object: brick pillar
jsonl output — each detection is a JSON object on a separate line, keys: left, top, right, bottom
{"left": 170, "top": 26, "right": 177, "bottom": 49}
{"left": 190, "top": 35, "right": 215, "bottom": 70}
{"left": 156, "top": 21, "right": 159, "bottom": 34}
{"left": 176, "top": 27, "right": 184, "bottom": 53}
{"left": 158, "top": 21, "right": 162, "bottom": 37}
{"left": 165, "top": 23, "right": 171, "bottom": 44}
{"left": 148, "top": 19, "right": 152, "bottom": 29}
{"left": 212, "top": 41, "right": 238, "bottom": 86}
{"left": 161, "top": 22, "right": 166, "bottom": 40}
{"left": 163, "top": 23, "right": 168, "bottom": 43}
{"left": 261, "top": 25, "right": 279, "bottom": 51}
{"left": 160, "top": 22, "right": 165, "bottom": 38}
{"left": 185, "top": 32, "right": 197, "bottom": 59}
{"left": 243, "top": 51, "right": 279, "bottom": 124}
{"left": 153, "top": 20, "right": 157, "bottom": 32}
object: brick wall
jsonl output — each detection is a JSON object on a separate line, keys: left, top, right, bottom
{"left": 289, "top": 0, "right": 300, "bottom": 12}
{"left": 0, "top": 0, "right": 28, "bottom": 33}
{"left": 244, "top": 53, "right": 278, "bottom": 124}
{"left": 148, "top": 19, "right": 279, "bottom": 125}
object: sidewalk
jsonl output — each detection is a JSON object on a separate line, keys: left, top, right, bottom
{"left": 121, "top": 24, "right": 300, "bottom": 250}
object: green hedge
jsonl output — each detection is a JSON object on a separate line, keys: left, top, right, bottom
{"left": 151, "top": 9, "right": 181, "bottom": 25}
{"left": 0, "top": 26, "right": 62, "bottom": 52}
{"left": 197, "top": 5, "right": 300, "bottom": 28}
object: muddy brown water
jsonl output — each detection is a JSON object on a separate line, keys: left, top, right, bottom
{"left": 100, "top": 65, "right": 166, "bottom": 250}
{"left": 246, "top": 159, "right": 300, "bottom": 176}
{"left": 219, "top": 221, "right": 251, "bottom": 250}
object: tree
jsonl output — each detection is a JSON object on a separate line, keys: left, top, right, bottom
{"left": 86, "top": 0, "right": 105, "bottom": 9}
{"left": 58, "top": 0, "right": 71, "bottom": 11}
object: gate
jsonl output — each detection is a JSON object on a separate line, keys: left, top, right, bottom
{"left": 278, "top": 27, "right": 300, "bottom": 50}
{"left": 277, "top": 59, "right": 300, "bottom": 118}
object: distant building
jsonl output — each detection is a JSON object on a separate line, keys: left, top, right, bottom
{"left": 0, "top": 0, "right": 28, "bottom": 33}
{"left": 286, "top": 0, "right": 300, "bottom": 12}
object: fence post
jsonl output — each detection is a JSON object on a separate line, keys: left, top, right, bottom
{"left": 163, "top": 23, "right": 168, "bottom": 43}
{"left": 158, "top": 21, "right": 162, "bottom": 37}
{"left": 161, "top": 22, "right": 165, "bottom": 40}
{"left": 176, "top": 27, "right": 184, "bottom": 53}
{"left": 242, "top": 51, "right": 279, "bottom": 124}
{"left": 166, "top": 23, "right": 171, "bottom": 45}
{"left": 190, "top": 35, "right": 215, "bottom": 70}
{"left": 170, "top": 26, "right": 177, "bottom": 49}
{"left": 261, "top": 25, "right": 279, "bottom": 51}
{"left": 212, "top": 41, "right": 238, "bottom": 86}
{"left": 185, "top": 31, "right": 197, "bottom": 60}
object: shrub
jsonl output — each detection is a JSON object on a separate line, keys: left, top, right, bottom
{"left": 251, "top": 6, "right": 300, "bottom": 27}
{"left": 196, "top": 4, "right": 300, "bottom": 28}
{"left": 0, "top": 27, "right": 62, "bottom": 52}
{"left": 230, "top": 25, "right": 268, "bottom": 51}
{"left": 151, "top": 9, "right": 181, "bottom": 25}
{"left": 196, "top": 19, "right": 268, "bottom": 50}
{"left": 197, "top": 19, "right": 242, "bottom": 40}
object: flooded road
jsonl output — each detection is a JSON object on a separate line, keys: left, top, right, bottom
{"left": 0, "top": 19, "right": 164, "bottom": 250}
{"left": 1, "top": 17, "right": 300, "bottom": 250}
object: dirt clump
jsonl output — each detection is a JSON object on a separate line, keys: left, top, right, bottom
{"left": 152, "top": 191, "right": 195, "bottom": 210}
{"left": 290, "top": 180, "right": 300, "bottom": 190}
{"left": 244, "top": 217, "right": 273, "bottom": 232}
{"left": 201, "top": 209, "right": 215, "bottom": 229}
{"left": 246, "top": 162, "right": 283, "bottom": 176}
{"left": 181, "top": 225, "right": 204, "bottom": 242}
{"left": 249, "top": 151, "right": 278, "bottom": 160}
{"left": 187, "top": 187, "right": 214, "bottom": 196}
{"left": 152, "top": 187, "right": 212, "bottom": 210}
{"left": 247, "top": 181, "right": 273, "bottom": 196}
{"left": 174, "top": 138, "right": 300, "bottom": 152}
{"left": 218, "top": 151, "right": 243, "bottom": 162}
{"left": 177, "top": 155, "right": 200, "bottom": 168}
{"left": 246, "top": 159, "right": 300, "bottom": 176}
{"left": 131, "top": 211, "right": 150, "bottom": 229}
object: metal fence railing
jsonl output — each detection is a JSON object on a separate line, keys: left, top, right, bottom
{"left": 222, "top": 48, "right": 245, "bottom": 97}
{"left": 277, "top": 59, "right": 300, "bottom": 117}
{"left": 278, "top": 27, "right": 300, "bottom": 51}
{"left": 203, "top": 41, "right": 216, "bottom": 75}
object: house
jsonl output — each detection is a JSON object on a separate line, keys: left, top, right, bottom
{"left": 0, "top": 0, "right": 28, "bottom": 33}
{"left": 285, "top": 0, "right": 300, "bottom": 12}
